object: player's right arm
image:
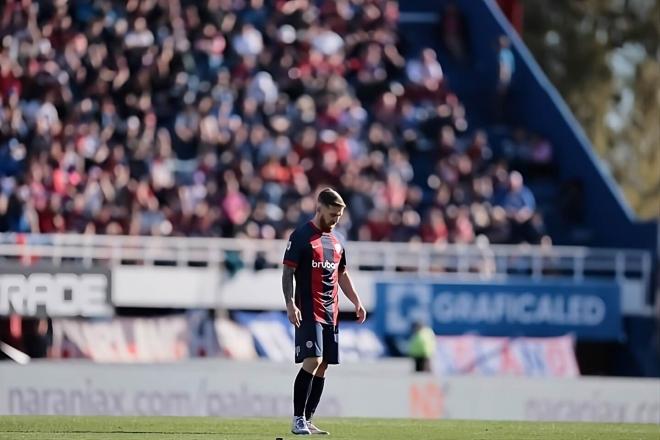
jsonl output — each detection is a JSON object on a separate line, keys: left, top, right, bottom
{"left": 282, "top": 265, "right": 301, "bottom": 327}
{"left": 283, "top": 232, "right": 302, "bottom": 327}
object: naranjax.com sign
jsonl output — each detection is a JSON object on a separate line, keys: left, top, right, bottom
{"left": 1, "top": 360, "right": 658, "bottom": 423}
{"left": 6, "top": 379, "right": 340, "bottom": 417}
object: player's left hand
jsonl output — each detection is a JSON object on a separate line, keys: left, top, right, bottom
{"left": 355, "top": 303, "right": 367, "bottom": 324}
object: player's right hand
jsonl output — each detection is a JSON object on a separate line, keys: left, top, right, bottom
{"left": 286, "top": 303, "right": 302, "bottom": 327}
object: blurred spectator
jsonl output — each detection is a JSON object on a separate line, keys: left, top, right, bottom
{"left": 232, "top": 23, "right": 264, "bottom": 57}
{"left": 405, "top": 47, "right": 444, "bottom": 100}
{"left": 440, "top": 2, "right": 469, "bottom": 63}
{"left": 420, "top": 208, "right": 448, "bottom": 244}
{"left": 497, "top": 36, "right": 516, "bottom": 91}
{"left": 406, "top": 48, "right": 444, "bottom": 88}
{"left": 496, "top": 35, "right": 515, "bottom": 120}
{"left": 502, "top": 128, "right": 555, "bottom": 176}
{"left": 498, "top": 171, "right": 543, "bottom": 243}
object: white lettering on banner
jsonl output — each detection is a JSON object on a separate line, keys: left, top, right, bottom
{"left": 311, "top": 260, "right": 337, "bottom": 270}
{"left": 384, "top": 284, "right": 432, "bottom": 334}
{"left": 52, "top": 317, "right": 200, "bottom": 362}
{"left": 525, "top": 394, "right": 660, "bottom": 424}
{"left": 6, "top": 379, "right": 341, "bottom": 418}
{"left": 0, "top": 273, "right": 111, "bottom": 317}
{"left": 432, "top": 292, "right": 606, "bottom": 326}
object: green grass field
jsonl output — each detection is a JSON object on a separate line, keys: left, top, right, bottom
{"left": 0, "top": 416, "right": 657, "bottom": 440}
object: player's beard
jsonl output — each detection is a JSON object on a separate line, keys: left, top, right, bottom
{"left": 319, "top": 215, "right": 336, "bottom": 231}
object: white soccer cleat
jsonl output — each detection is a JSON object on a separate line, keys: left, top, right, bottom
{"left": 307, "top": 420, "right": 329, "bottom": 435}
{"left": 291, "top": 416, "right": 311, "bottom": 435}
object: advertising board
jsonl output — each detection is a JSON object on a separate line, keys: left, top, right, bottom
{"left": 0, "top": 267, "right": 112, "bottom": 318}
{"left": 376, "top": 280, "right": 622, "bottom": 340}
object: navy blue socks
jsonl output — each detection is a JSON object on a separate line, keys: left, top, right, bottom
{"left": 293, "top": 368, "right": 314, "bottom": 417}
{"left": 305, "top": 376, "right": 325, "bottom": 420}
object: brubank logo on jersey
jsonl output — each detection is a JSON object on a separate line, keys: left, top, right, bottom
{"left": 312, "top": 260, "right": 337, "bottom": 270}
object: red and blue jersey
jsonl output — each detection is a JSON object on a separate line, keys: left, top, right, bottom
{"left": 283, "top": 221, "right": 347, "bottom": 326}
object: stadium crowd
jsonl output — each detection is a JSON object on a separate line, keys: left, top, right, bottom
{"left": 0, "top": 0, "right": 551, "bottom": 245}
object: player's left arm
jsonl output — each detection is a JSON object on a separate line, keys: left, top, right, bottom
{"left": 338, "top": 270, "right": 366, "bottom": 323}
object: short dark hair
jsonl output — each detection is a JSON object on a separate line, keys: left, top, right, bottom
{"left": 317, "top": 188, "right": 346, "bottom": 208}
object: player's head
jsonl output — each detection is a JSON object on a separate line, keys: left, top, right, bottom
{"left": 316, "top": 188, "right": 346, "bottom": 231}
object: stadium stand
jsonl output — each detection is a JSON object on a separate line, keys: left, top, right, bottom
{"left": 0, "top": 0, "right": 555, "bottom": 246}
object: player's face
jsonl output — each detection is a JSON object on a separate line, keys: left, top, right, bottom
{"left": 319, "top": 204, "right": 344, "bottom": 230}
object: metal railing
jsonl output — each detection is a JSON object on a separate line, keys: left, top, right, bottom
{"left": 0, "top": 233, "right": 652, "bottom": 285}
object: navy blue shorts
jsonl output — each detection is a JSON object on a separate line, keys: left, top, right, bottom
{"left": 295, "top": 321, "right": 339, "bottom": 364}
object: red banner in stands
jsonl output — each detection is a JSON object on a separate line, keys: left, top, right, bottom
{"left": 50, "top": 314, "right": 255, "bottom": 362}
{"left": 434, "top": 334, "right": 579, "bottom": 377}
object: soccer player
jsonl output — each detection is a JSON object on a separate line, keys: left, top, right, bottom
{"left": 282, "top": 188, "right": 367, "bottom": 435}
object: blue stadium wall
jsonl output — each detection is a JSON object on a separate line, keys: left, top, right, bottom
{"left": 399, "top": 0, "right": 658, "bottom": 253}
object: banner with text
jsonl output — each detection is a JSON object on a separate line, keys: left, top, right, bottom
{"left": 0, "top": 267, "right": 112, "bottom": 318}
{"left": 50, "top": 312, "right": 228, "bottom": 362}
{"left": 375, "top": 280, "right": 621, "bottom": 340}
{"left": 1, "top": 361, "right": 658, "bottom": 423}
{"left": 434, "top": 334, "right": 579, "bottom": 377}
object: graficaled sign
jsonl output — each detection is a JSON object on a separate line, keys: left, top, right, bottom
{"left": 0, "top": 267, "right": 112, "bottom": 318}
{"left": 375, "top": 280, "right": 621, "bottom": 340}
